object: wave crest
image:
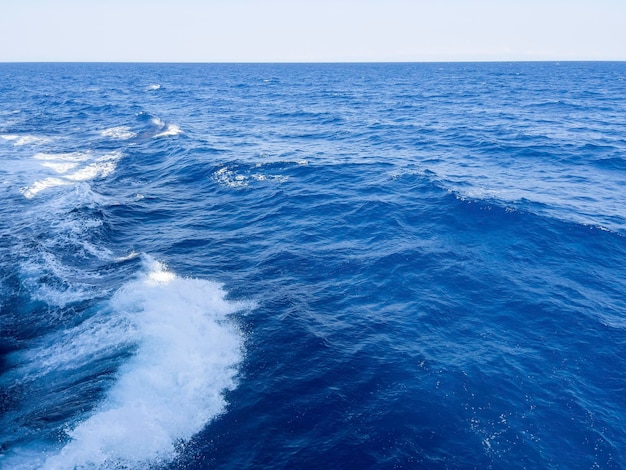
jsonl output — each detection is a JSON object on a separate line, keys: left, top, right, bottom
{"left": 38, "top": 256, "right": 248, "bottom": 469}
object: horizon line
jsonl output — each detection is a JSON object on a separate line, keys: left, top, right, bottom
{"left": 2, "top": 59, "right": 625, "bottom": 65}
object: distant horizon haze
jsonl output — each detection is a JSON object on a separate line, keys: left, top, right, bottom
{"left": 1, "top": 0, "right": 624, "bottom": 63}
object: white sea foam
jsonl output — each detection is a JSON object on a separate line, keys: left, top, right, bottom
{"left": 115, "top": 250, "right": 140, "bottom": 262}
{"left": 251, "top": 174, "right": 289, "bottom": 183}
{"left": 21, "top": 177, "right": 71, "bottom": 198}
{"left": 214, "top": 166, "right": 249, "bottom": 189}
{"left": 18, "top": 241, "right": 110, "bottom": 308}
{"left": 149, "top": 117, "right": 182, "bottom": 138}
{"left": 22, "top": 151, "right": 122, "bottom": 199}
{"left": 153, "top": 123, "right": 182, "bottom": 138}
{"left": 64, "top": 154, "right": 120, "bottom": 182}
{"left": 34, "top": 152, "right": 91, "bottom": 162}
{"left": 16, "top": 177, "right": 116, "bottom": 306}
{"left": 4, "top": 303, "right": 134, "bottom": 383}
{"left": 213, "top": 165, "right": 290, "bottom": 189}
{"left": 38, "top": 256, "right": 248, "bottom": 469}
{"left": 1, "top": 134, "right": 51, "bottom": 146}
{"left": 40, "top": 161, "right": 79, "bottom": 174}
{"left": 100, "top": 126, "right": 137, "bottom": 140}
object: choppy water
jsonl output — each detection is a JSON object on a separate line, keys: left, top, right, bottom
{"left": 1, "top": 62, "right": 626, "bottom": 469}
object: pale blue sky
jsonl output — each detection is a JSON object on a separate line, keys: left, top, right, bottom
{"left": 1, "top": 0, "right": 624, "bottom": 62}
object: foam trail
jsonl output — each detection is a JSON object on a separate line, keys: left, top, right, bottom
{"left": 40, "top": 256, "right": 247, "bottom": 469}
{"left": 0, "top": 134, "right": 51, "bottom": 146}
{"left": 22, "top": 151, "right": 122, "bottom": 199}
{"left": 100, "top": 126, "right": 137, "bottom": 140}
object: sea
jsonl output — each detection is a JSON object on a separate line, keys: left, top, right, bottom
{"left": 0, "top": 62, "right": 625, "bottom": 469}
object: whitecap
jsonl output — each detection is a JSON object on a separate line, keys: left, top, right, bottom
{"left": 100, "top": 126, "right": 137, "bottom": 140}
{"left": 153, "top": 123, "right": 182, "bottom": 138}
{"left": 23, "top": 151, "right": 123, "bottom": 199}
{"left": 115, "top": 251, "right": 140, "bottom": 263}
{"left": 40, "top": 161, "right": 79, "bottom": 174}
{"left": 64, "top": 156, "right": 119, "bottom": 182}
{"left": 34, "top": 151, "right": 91, "bottom": 162}
{"left": 21, "top": 177, "right": 71, "bottom": 199}
{"left": 1, "top": 134, "right": 51, "bottom": 146}
{"left": 251, "top": 174, "right": 289, "bottom": 183}
{"left": 39, "top": 256, "right": 249, "bottom": 469}
{"left": 148, "top": 117, "right": 182, "bottom": 138}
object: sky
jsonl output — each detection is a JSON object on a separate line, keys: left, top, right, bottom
{"left": 1, "top": 0, "right": 625, "bottom": 62}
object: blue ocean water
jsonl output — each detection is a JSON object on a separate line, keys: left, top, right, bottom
{"left": 0, "top": 62, "right": 625, "bottom": 469}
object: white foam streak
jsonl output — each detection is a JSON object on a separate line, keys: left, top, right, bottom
{"left": 214, "top": 166, "right": 249, "bottom": 189}
{"left": 23, "top": 151, "right": 122, "bottom": 199}
{"left": 115, "top": 250, "right": 140, "bottom": 263}
{"left": 40, "top": 161, "right": 79, "bottom": 174}
{"left": 64, "top": 159, "right": 117, "bottom": 182}
{"left": 1, "top": 134, "right": 51, "bottom": 146}
{"left": 19, "top": 249, "right": 104, "bottom": 307}
{"left": 100, "top": 126, "right": 137, "bottom": 140}
{"left": 153, "top": 123, "right": 182, "bottom": 138}
{"left": 10, "top": 309, "right": 134, "bottom": 382}
{"left": 34, "top": 152, "right": 91, "bottom": 162}
{"left": 22, "top": 177, "right": 71, "bottom": 198}
{"left": 150, "top": 117, "right": 182, "bottom": 138}
{"left": 43, "top": 257, "right": 247, "bottom": 469}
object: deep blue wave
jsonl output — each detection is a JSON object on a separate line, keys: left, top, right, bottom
{"left": 1, "top": 62, "right": 626, "bottom": 469}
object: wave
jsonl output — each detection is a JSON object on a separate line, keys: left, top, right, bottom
{"left": 152, "top": 119, "right": 182, "bottom": 138}
{"left": 212, "top": 161, "right": 303, "bottom": 189}
{"left": 3, "top": 256, "right": 250, "bottom": 469}
{"left": 414, "top": 160, "right": 626, "bottom": 235}
{"left": 21, "top": 151, "right": 123, "bottom": 199}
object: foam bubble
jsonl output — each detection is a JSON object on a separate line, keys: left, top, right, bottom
{"left": 41, "top": 256, "right": 248, "bottom": 469}
{"left": 213, "top": 165, "right": 290, "bottom": 189}
{"left": 251, "top": 174, "right": 289, "bottom": 183}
